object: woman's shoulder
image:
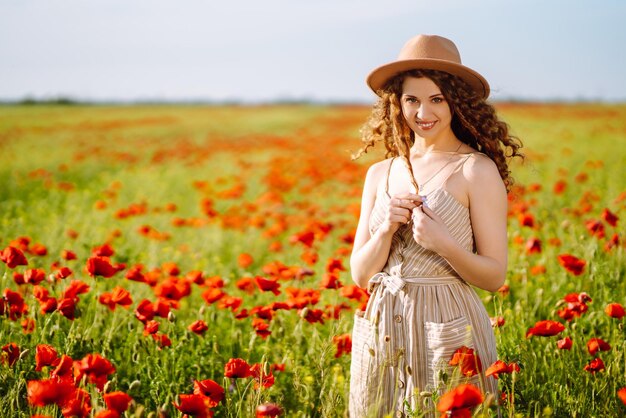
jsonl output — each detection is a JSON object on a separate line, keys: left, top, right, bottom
{"left": 362, "top": 157, "right": 395, "bottom": 196}
{"left": 463, "top": 151, "right": 497, "bottom": 173}
{"left": 365, "top": 156, "right": 395, "bottom": 177}
{"left": 462, "top": 151, "right": 505, "bottom": 190}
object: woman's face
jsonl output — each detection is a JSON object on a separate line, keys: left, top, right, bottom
{"left": 400, "top": 76, "right": 453, "bottom": 140}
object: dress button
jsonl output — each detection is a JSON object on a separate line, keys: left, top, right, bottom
{"left": 398, "top": 379, "right": 405, "bottom": 389}
{"left": 394, "top": 314, "right": 402, "bottom": 323}
{"left": 395, "top": 410, "right": 403, "bottom": 418}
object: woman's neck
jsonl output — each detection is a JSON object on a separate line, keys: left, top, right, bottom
{"left": 410, "top": 137, "right": 463, "bottom": 157}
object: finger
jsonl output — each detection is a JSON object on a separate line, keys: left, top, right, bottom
{"left": 394, "top": 193, "right": 424, "bottom": 203}
{"left": 420, "top": 205, "right": 438, "bottom": 220}
{"left": 393, "top": 197, "right": 422, "bottom": 210}
{"left": 391, "top": 207, "right": 413, "bottom": 219}
{"left": 389, "top": 215, "right": 411, "bottom": 225}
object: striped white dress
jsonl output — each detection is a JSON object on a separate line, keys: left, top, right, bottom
{"left": 349, "top": 154, "right": 499, "bottom": 418}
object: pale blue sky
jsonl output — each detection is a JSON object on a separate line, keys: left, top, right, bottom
{"left": 1, "top": 0, "right": 625, "bottom": 102}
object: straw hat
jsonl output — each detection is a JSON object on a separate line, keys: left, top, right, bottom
{"left": 366, "top": 34, "right": 490, "bottom": 99}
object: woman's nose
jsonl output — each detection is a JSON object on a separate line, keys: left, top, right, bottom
{"left": 416, "top": 104, "right": 431, "bottom": 120}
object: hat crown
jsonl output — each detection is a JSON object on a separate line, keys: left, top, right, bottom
{"left": 397, "top": 34, "right": 462, "bottom": 64}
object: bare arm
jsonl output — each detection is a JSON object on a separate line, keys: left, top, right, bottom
{"left": 437, "top": 155, "right": 508, "bottom": 292}
{"left": 350, "top": 161, "right": 422, "bottom": 289}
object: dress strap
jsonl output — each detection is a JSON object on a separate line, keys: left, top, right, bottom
{"left": 427, "top": 153, "right": 473, "bottom": 193}
{"left": 384, "top": 157, "right": 395, "bottom": 199}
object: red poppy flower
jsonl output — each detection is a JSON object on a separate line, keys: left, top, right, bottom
{"left": 63, "top": 280, "right": 90, "bottom": 299}
{"left": 320, "top": 272, "right": 343, "bottom": 289}
{"left": 256, "top": 403, "right": 283, "bottom": 417}
{"left": 252, "top": 318, "right": 272, "bottom": 339}
{"left": 23, "top": 268, "right": 46, "bottom": 285}
{"left": 300, "top": 308, "right": 325, "bottom": 325}
{"left": 125, "top": 265, "right": 146, "bottom": 283}
{"left": 526, "top": 320, "right": 565, "bottom": 338}
{"left": 605, "top": 303, "right": 625, "bottom": 319}
{"left": 449, "top": 346, "right": 482, "bottom": 377}
{"left": 584, "top": 357, "right": 605, "bottom": 374}
{"left": 530, "top": 264, "right": 546, "bottom": 275}
{"left": 0, "top": 246, "right": 28, "bottom": 268}
{"left": 587, "top": 338, "right": 611, "bottom": 356}
{"left": 27, "top": 378, "right": 76, "bottom": 407}
{"left": 605, "top": 233, "right": 620, "bottom": 252}
{"left": 525, "top": 237, "right": 542, "bottom": 255}
{"left": 332, "top": 334, "right": 352, "bottom": 358}
{"left": 553, "top": 180, "right": 567, "bottom": 194}
{"left": 224, "top": 358, "right": 252, "bottom": 378}
{"left": 238, "top": 253, "right": 254, "bottom": 268}
{"left": 490, "top": 316, "right": 505, "bottom": 327}
{"left": 161, "top": 261, "right": 180, "bottom": 276}
{"left": 437, "top": 383, "right": 484, "bottom": 416}
{"left": 74, "top": 353, "right": 116, "bottom": 390}
{"left": 556, "top": 254, "right": 586, "bottom": 276}
{"left": 173, "top": 394, "right": 213, "bottom": 418}
{"left": 557, "top": 337, "right": 573, "bottom": 350}
{"left": 3, "top": 289, "right": 28, "bottom": 320}
{"left": 301, "top": 250, "right": 318, "bottom": 266}
{"left": 254, "top": 276, "right": 281, "bottom": 295}
{"left": 94, "top": 410, "right": 119, "bottom": 418}
{"left": 189, "top": 320, "right": 209, "bottom": 335}
{"left": 103, "top": 391, "right": 133, "bottom": 413}
{"left": 61, "top": 249, "right": 77, "bottom": 260}
{"left": 91, "top": 243, "right": 114, "bottom": 257}
{"left": 202, "top": 288, "right": 225, "bottom": 304}
{"left": 250, "top": 305, "right": 274, "bottom": 320}
{"left": 193, "top": 379, "right": 225, "bottom": 407}
{"left": 21, "top": 317, "right": 36, "bottom": 333}
{"left": 99, "top": 286, "right": 133, "bottom": 311}
{"left": 1, "top": 343, "right": 20, "bottom": 367}
{"left": 485, "top": 360, "right": 520, "bottom": 379}
{"left": 186, "top": 270, "right": 205, "bottom": 285}
{"left": 563, "top": 292, "right": 592, "bottom": 304}
{"left": 250, "top": 362, "right": 275, "bottom": 389}
{"left": 134, "top": 299, "right": 155, "bottom": 323}
{"left": 51, "top": 355, "right": 74, "bottom": 379}
{"left": 497, "top": 284, "right": 510, "bottom": 297}
{"left": 218, "top": 296, "right": 243, "bottom": 312}
{"left": 601, "top": 208, "right": 618, "bottom": 227}
{"left": 35, "top": 344, "right": 59, "bottom": 371}
{"left": 57, "top": 297, "right": 78, "bottom": 320}
{"left": 86, "top": 256, "right": 117, "bottom": 278}
{"left": 55, "top": 266, "right": 73, "bottom": 280}
{"left": 326, "top": 258, "right": 345, "bottom": 273}
{"left": 61, "top": 388, "right": 92, "bottom": 418}
{"left": 557, "top": 302, "right": 588, "bottom": 322}
{"left": 152, "top": 333, "right": 172, "bottom": 348}
{"left": 289, "top": 230, "right": 315, "bottom": 247}
{"left": 143, "top": 320, "right": 159, "bottom": 335}
{"left": 618, "top": 387, "right": 626, "bottom": 406}
{"left": 518, "top": 213, "right": 535, "bottom": 228}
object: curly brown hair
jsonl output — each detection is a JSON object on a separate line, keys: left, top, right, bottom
{"left": 352, "top": 69, "right": 524, "bottom": 193}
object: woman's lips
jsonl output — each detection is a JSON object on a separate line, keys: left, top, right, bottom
{"left": 416, "top": 121, "right": 437, "bottom": 130}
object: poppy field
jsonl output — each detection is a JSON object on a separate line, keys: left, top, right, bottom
{"left": 0, "top": 102, "right": 625, "bottom": 417}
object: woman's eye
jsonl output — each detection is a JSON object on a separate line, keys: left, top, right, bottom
{"left": 406, "top": 97, "right": 417, "bottom": 103}
{"left": 432, "top": 97, "right": 444, "bottom": 103}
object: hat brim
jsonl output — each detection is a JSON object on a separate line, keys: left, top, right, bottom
{"left": 366, "top": 58, "right": 490, "bottom": 99}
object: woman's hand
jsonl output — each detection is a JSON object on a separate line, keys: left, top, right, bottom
{"left": 411, "top": 204, "right": 454, "bottom": 253}
{"left": 380, "top": 193, "right": 423, "bottom": 235}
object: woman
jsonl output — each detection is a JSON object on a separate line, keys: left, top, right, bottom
{"left": 348, "top": 34, "right": 524, "bottom": 417}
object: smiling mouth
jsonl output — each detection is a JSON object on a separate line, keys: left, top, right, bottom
{"left": 416, "top": 121, "right": 437, "bottom": 129}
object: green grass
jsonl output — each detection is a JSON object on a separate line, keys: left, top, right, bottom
{"left": 0, "top": 103, "right": 625, "bottom": 417}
